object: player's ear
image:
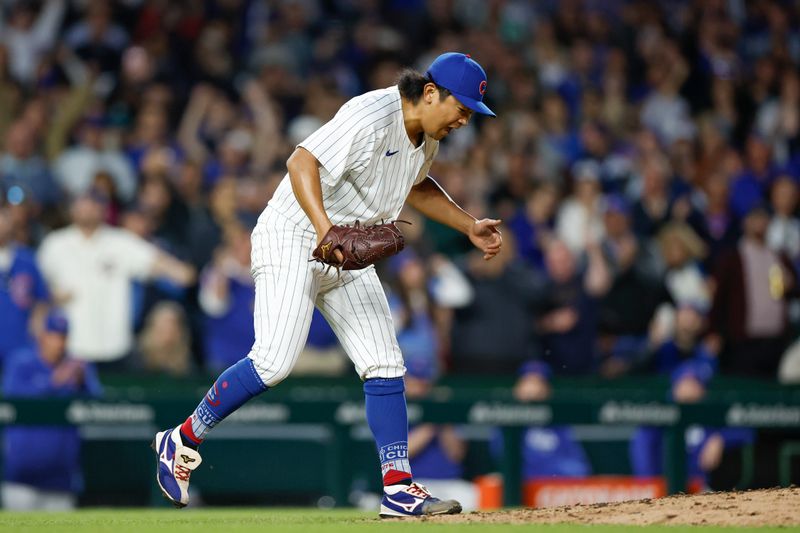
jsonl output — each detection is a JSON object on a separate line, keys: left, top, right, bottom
{"left": 423, "top": 83, "right": 437, "bottom": 104}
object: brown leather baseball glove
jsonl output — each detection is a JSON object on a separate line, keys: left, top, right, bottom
{"left": 311, "top": 220, "right": 409, "bottom": 271}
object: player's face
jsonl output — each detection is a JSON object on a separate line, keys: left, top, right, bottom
{"left": 423, "top": 86, "right": 473, "bottom": 140}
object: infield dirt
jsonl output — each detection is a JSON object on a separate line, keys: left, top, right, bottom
{"left": 424, "top": 487, "right": 800, "bottom": 527}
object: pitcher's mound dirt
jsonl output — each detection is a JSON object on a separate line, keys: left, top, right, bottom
{"left": 424, "top": 487, "right": 800, "bottom": 527}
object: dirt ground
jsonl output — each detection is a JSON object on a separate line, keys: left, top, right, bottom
{"left": 424, "top": 487, "right": 800, "bottom": 527}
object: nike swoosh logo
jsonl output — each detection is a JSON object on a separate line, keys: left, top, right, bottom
{"left": 385, "top": 150, "right": 399, "bottom": 156}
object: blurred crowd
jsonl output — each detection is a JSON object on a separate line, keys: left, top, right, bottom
{"left": 3, "top": 0, "right": 800, "bottom": 509}
{"left": 4, "top": 0, "right": 800, "bottom": 383}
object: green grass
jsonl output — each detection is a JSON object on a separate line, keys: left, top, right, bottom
{"left": 0, "top": 509, "right": 789, "bottom": 533}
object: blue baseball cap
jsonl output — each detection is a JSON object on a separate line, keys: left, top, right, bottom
{"left": 44, "top": 310, "right": 69, "bottom": 335}
{"left": 426, "top": 52, "right": 496, "bottom": 117}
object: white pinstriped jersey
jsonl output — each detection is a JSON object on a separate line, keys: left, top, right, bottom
{"left": 245, "top": 85, "right": 436, "bottom": 386}
{"left": 265, "top": 86, "right": 439, "bottom": 230}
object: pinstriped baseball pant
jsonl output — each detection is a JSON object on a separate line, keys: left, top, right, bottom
{"left": 247, "top": 206, "right": 405, "bottom": 386}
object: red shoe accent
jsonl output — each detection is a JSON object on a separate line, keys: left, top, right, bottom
{"left": 407, "top": 483, "right": 431, "bottom": 498}
{"left": 383, "top": 469, "right": 412, "bottom": 486}
{"left": 175, "top": 464, "right": 191, "bottom": 481}
{"left": 180, "top": 417, "right": 202, "bottom": 445}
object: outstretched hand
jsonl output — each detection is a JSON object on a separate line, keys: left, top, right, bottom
{"left": 468, "top": 219, "right": 502, "bottom": 260}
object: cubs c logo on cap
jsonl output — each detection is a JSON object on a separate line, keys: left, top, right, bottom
{"left": 425, "top": 52, "right": 496, "bottom": 117}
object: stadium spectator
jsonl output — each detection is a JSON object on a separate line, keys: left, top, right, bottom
{"left": 122, "top": 177, "right": 195, "bottom": 328}
{"left": 63, "top": 1, "right": 128, "bottom": 72}
{"left": 658, "top": 222, "right": 711, "bottom": 310}
{"left": 178, "top": 80, "right": 280, "bottom": 186}
{"left": 385, "top": 249, "right": 471, "bottom": 369}
{"left": 135, "top": 174, "right": 190, "bottom": 258}
{"left": 536, "top": 239, "right": 611, "bottom": 376}
{"left": 630, "top": 305, "right": 753, "bottom": 490}
{"left": 649, "top": 304, "right": 717, "bottom": 376}
{"left": 36, "top": 190, "right": 195, "bottom": 367}
{"left": 730, "top": 135, "right": 779, "bottom": 219}
{"left": 693, "top": 171, "right": 740, "bottom": 268}
{"left": 52, "top": 111, "right": 137, "bottom": 204}
{"left": 511, "top": 361, "right": 592, "bottom": 480}
{"left": 3, "top": 181, "right": 46, "bottom": 247}
{"left": 89, "top": 170, "right": 125, "bottom": 226}
{"left": 135, "top": 301, "right": 193, "bottom": 376}
{"left": 124, "top": 104, "right": 176, "bottom": 174}
{"left": 756, "top": 70, "right": 800, "bottom": 164}
{"left": 0, "top": 119, "right": 59, "bottom": 207}
{"left": 172, "top": 160, "right": 223, "bottom": 270}
{"left": 597, "top": 195, "right": 666, "bottom": 376}
{"left": 177, "top": 84, "right": 237, "bottom": 185}
{"left": 386, "top": 250, "right": 441, "bottom": 371}
{"left": 639, "top": 41, "right": 693, "bottom": 148}
{"left": 599, "top": 194, "right": 663, "bottom": 334}
{"left": 538, "top": 92, "right": 581, "bottom": 180}
{"left": 708, "top": 203, "right": 797, "bottom": 377}
{"left": 630, "top": 154, "right": 674, "bottom": 239}
{"left": 1, "top": 310, "right": 102, "bottom": 511}
{"left": 199, "top": 222, "right": 255, "bottom": 373}
{"left": 555, "top": 161, "right": 604, "bottom": 255}
{"left": 0, "top": 205, "right": 49, "bottom": 367}
{"left": 766, "top": 174, "right": 800, "bottom": 267}
{"left": 507, "top": 181, "right": 559, "bottom": 272}
{"left": 450, "top": 234, "right": 545, "bottom": 374}
{"left": 0, "top": 0, "right": 66, "bottom": 87}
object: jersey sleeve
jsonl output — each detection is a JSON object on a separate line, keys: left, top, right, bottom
{"left": 117, "top": 231, "right": 159, "bottom": 280}
{"left": 298, "top": 99, "right": 381, "bottom": 187}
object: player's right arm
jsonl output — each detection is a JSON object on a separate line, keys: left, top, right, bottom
{"left": 288, "top": 93, "right": 383, "bottom": 258}
{"left": 287, "top": 147, "right": 334, "bottom": 241}
{"left": 288, "top": 148, "right": 344, "bottom": 266}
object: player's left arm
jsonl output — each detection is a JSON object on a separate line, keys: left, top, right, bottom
{"left": 406, "top": 176, "right": 502, "bottom": 260}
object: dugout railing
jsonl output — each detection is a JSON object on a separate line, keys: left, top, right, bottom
{"left": 0, "top": 376, "right": 799, "bottom": 506}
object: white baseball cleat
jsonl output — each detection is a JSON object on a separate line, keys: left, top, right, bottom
{"left": 151, "top": 426, "right": 202, "bottom": 508}
{"left": 379, "top": 482, "right": 462, "bottom": 518}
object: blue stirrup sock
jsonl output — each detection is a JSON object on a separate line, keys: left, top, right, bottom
{"left": 180, "top": 358, "right": 268, "bottom": 447}
{"left": 364, "top": 377, "right": 412, "bottom": 486}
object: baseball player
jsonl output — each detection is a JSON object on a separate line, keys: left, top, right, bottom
{"left": 153, "top": 52, "right": 502, "bottom": 517}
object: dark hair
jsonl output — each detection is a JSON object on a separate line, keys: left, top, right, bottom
{"left": 397, "top": 68, "right": 451, "bottom": 103}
